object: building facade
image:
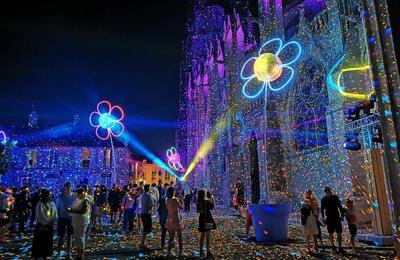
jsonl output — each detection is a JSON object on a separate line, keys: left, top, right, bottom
{"left": 131, "top": 159, "right": 177, "bottom": 186}
{"left": 176, "top": 0, "right": 400, "bottom": 233}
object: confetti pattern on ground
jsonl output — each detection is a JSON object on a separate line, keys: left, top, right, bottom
{"left": 0, "top": 207, "right": 395, "bottom": 259}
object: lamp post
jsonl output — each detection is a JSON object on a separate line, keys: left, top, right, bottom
{"left": 240, "top": 38, "right": 301, "bottom": 203}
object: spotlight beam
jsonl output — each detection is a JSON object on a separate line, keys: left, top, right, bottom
{"left": 119, "top": 131, "right": 181, "bottom": 180}
{"left": 181, "top": 115, "right": 227, "bottom": 181}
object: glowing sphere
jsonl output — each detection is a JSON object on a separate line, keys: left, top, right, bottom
{"left": 89, "top": 100, "right": 125, "bottom": 141}
{"left": 253, "top": 53, "right": 283, "bottom": 82}
{"left": 99, "top": 113, "right": 116, "bottom": 129}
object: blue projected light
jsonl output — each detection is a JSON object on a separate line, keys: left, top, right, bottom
{"left": 99, "top": 113, "right": 116, "bottom": 129}
{"left": 240, "top": 38, "right": 302, "bottom": 99}
{"left": 119, "top": 131, "right": 181, "bottom": 181}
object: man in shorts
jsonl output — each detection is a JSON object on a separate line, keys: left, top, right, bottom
{"left": 321, "top": 186, "right": 345, "bottom": 254}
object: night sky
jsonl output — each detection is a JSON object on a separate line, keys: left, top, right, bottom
{"left": 0, "top": 1, "right": 187, "bottom": 155}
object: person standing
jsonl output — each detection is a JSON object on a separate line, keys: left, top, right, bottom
{"left": 136, "top": 186, "right": 143, "bottom": 234}
{"left": 92, "top": 185, "right": 105, "bottom": 232}
{"left": 56, "top": 182, "right": 75, "bottom": 257}
{"left": 165, "top": 186, "right": 184, "bottom": 257}
{"left": 304, "top": 189, "right": 324, "bottom": 247}
{"left": 140, "top": 184, "right": 153, "bottom": 248}
{"left": 344, "top": 198, "right": 357, "bottom": 250}
{"left": 197, "top": 189, "right": 216, "bottom": 258}
{"left": 301, "top": 199, "right": 319, "bottom": 253}
{"left": 234, "top": 178, "right": 245, "bottom": 215}
{"left": 29, "top": 187, "right": 40, "bottom": 228}
{"left": 70, "top": 188, "right": 90, "bottom": 260}
{"left": 150, "top": 183, "right": 160, "bottom": 219}
{"left": 157, "top": 180, "right": 163, "bottom": 199}
{"left": 0, "top": 187, "right": 14, "bottom": 244}
{"left": 183, "top": 184, "right": 191, "bottom": 213}
{"left": 15, "top": 186, "right": 30, "bottom": 233}
{"left": 31, "top": 189, "right": 58, "bottom": 259}
{"left": 122, "top": 188, "right": 136, "bottom": 234}
{"left": 108, "top": 184, "right": 120, "bottom": 224}
{"left": 158, "top": 183, "right": 169, "bottom": 248}
{"left": 321, "top": 186, "right": 345, "bottom": 255}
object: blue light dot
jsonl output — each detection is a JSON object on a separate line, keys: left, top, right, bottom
{"left": 384, "top": 111, "right": 392, "bottom": 117}
{"left": 368, "top": 37, "right": 375, "bottom": 44}
{"left": 381, "top": 95, "right": 389, "bottom": 102}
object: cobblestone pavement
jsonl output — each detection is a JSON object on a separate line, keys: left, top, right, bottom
{"left": 0, "top": 207, "right": 395, "bottom": 259}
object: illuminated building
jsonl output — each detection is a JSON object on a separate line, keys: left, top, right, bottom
{"left": 130, "top": 159, "right": 177, "bottom": 186}
{"left": 1, "top": 111, "right": 133, "bottom": 190}
{"left": 176, "top": 0, "right": 400, "bottom": 238}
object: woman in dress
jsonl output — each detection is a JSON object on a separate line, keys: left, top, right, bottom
{"left": 197, "top": 188, "right": 216, "bottom": 258}
{"left": 304, "top": 189, "right": 324, "bottom": 247}
{"left": 301, "top": 199, "right": 319, "bottom": 253}
{"left": 165, "top": 186, "right": 184, "bottom": 257}
{"left": 70, "top": 188, "right": 90, "bottom": 260}
{"left": 32, "top": 189, "right": 58, "bottom": 259}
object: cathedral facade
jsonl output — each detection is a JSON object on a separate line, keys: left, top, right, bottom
{"left": 176, "top": 0, "right": 400, "bottom": 234}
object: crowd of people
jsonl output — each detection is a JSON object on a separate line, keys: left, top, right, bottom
{"left": 1, "top": 179, "right": 360, "bottom": 258}
{"left": 230, "top": 178, "right": 358, "bottom": 255}
{"left": 300, "top": 186, "right": 357, "bottom": 255}
{"left": 0, "top": 180, "right": 216, "bottom": 259}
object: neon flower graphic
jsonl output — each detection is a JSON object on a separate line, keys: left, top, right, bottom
{"left": 89, "top": 101, "right": 125, "bottom": 140}
{"left": 240, "top": 38, "right": 302, "bottom": 98}
{"left": 166, "top": 147, "right": 185, "bottom": 172}
{"left": 0, "top": 131, "right": 6, "bottom": 144}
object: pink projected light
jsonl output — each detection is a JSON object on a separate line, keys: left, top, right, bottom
{"left": 89, "top": 101, "right": 125, "bottom": 141}
{"left": 166, "top": 147, "right": 185, "bottom": 172}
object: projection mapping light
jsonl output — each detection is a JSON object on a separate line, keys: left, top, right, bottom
{"left": 0, "top": 131, "right": 6, "bottom": 144}
{"left": 166, "top": 147, "right": 185, "bottom": 172}
{"left": 327, "top": 56, "right": 372, "bottom": 100}
{"left": 343, "top": 132, "right": 361, "bottom": 151}
{"left": 89, "top": 101, "right": 125, "bottom": 141}
{"left": 240, "top": 38, "right": 302, "bottom": 99}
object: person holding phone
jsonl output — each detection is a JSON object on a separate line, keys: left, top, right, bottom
{"left": 69, "top": 188, "right": 90, "bottom": 260}
{"left": 196, "top": 188, "right": 216, "bottom": 258}
{"left": 32, "top": 189, "right": 58, "bottom": 259}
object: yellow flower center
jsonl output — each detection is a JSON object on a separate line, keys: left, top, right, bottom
{"left": 253, "top": 53, "right": 283, "bottom": 82}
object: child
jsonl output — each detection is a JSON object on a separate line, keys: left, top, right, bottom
{"left": 301, "top": 200, "right": 318, "bottom": 253}
{"left": 344, "top": 198, "right": 357, "bottom": 250}
{"left": 245, "top": 201, "right": 252, "bottom": 239}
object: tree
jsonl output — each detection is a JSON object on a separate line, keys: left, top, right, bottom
{"left": 0, "top": 142, "right": 14, "bottom": 176}
{"left": 249, "top": 131, "right": 260, "bottom": 204}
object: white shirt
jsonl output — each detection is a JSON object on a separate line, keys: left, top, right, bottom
{"left": 35, "top": 201, "right": 58, "bottom": 225}
{"left": 71, "top": 198, "right": 90, "bottom": 226}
